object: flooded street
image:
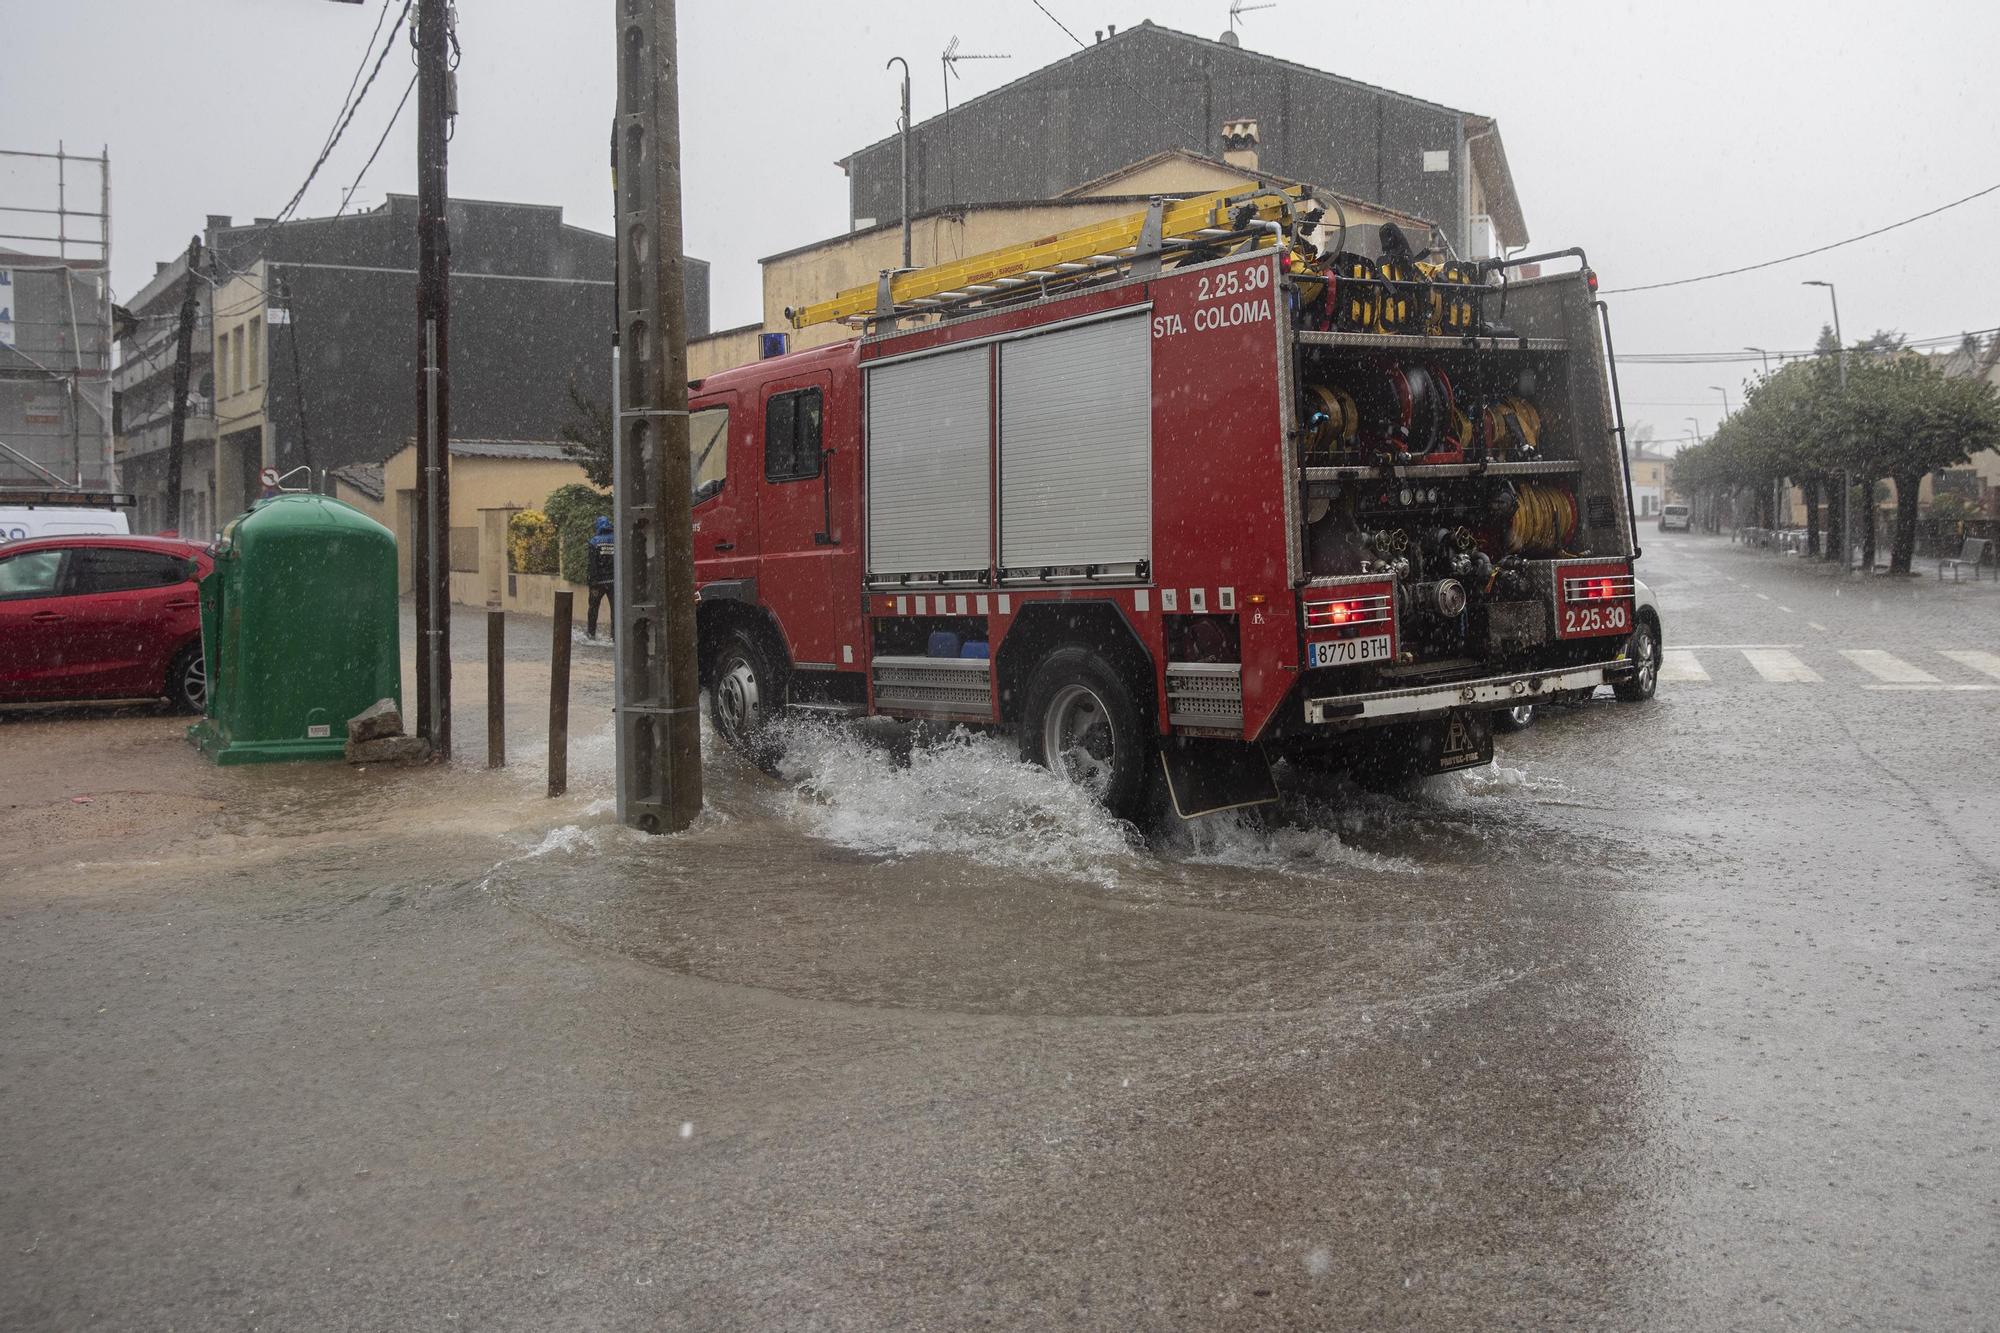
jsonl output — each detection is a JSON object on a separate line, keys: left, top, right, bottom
{"left": 4, "top": 534, "right": 1998, "bottom": 1329}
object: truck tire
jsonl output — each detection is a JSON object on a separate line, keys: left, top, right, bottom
{"left": 1019, "top": 646, "right": 1149, "bottom": 820}
{"left": 1613, "top": 617, "right": 1660, "bottom": 703}
{"left": 709, "top": 627, "right": 783, "bottom": 764}
{"left": 167, "top": 643, "right": 206, "bottom": 715}
{"left": 1492, "top": 701, "right": 1536, "bottom": 732}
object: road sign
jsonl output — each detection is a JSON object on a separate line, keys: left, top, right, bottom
{"left": 260, "top": 467, "right": 280, "bottom": 488}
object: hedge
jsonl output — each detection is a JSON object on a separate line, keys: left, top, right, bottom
{"left": 544, "top": 482, "right": 613, "bottom": 584}
{"left": 506, "top": 510, "right": 559, "bottom": 575}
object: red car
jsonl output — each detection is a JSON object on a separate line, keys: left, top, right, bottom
{"left": 0, "top": 535, "right": 214, "bottom": 711}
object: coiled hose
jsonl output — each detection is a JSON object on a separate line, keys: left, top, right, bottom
{"left": 1508, "top": 484, "right": 1578, "bottom": 554}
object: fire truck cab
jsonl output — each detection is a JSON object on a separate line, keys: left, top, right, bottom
{"left": 684, "top": 189, "right": 1649, "bottom": 819}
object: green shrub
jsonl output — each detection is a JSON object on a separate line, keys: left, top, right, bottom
{"left": 506, "top": 510, "right": 559, "bottom": 575}
{"left": 545, "top": 482, "right": 612, "bottom": 584}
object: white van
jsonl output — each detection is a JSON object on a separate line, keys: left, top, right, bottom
{"left": 1659, "top": 503, "right": 1692, "bottom": 533}
{"left": 0, "top": 491, "right": 134, "bottom": 543}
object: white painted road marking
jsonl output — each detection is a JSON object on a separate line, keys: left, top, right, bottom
{"left": 1743, "top": 649, "right": 1822, "bottom": 683}
{"left": 1658, "top": 649, "right": 1710, "bottom": 683}
{"left": 1940, "top": 650, "right": 2000, "bottom": 681}
{"left": 1840, "top": 650, "right": 1938, "bottom": 684}
{"left": 1650, "top": 647, "right": 1999, "bottom": 689}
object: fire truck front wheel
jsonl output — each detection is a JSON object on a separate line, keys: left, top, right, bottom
{"left": 1020, "top": 647, "right": 1150, "bottom": 819}
{"left": 710, "top": 628, "right": 783, "bottom": 765}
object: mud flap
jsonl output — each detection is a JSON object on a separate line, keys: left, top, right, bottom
{"left": 1420, "top": 707, "right": 1493, "bottom": 775}
{"left": 1157, "top": 739, "right": 1280, "bottom": 820}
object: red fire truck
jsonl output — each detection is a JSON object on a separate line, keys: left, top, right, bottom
{"left": 683, "top": 187, "right": 1655, "bottom": 818}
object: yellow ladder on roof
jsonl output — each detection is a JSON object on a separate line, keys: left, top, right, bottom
{"left": 785, "top": 184, "right": 1309, "bottom": 331}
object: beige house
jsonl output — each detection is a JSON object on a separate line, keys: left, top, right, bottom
{"left": 335, "top": 438, "right": 599, "bottom": 623}
{"left": 687, "top": 147, "right": 1438, "bottom": 377}
{"left": 1629, "top": 447, "right": 1673, "bottom": 517}
{"left": 1938, "top": 335, "right": 2000, "bottom": 514}
{"left": 204, "top": 264, "right": 272, "bottom": 532}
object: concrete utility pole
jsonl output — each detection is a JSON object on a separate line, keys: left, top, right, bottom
{"left": 613, "top": 0, "right": 703, "bottom": 833}
{"left": 413, "top": 0, "right": 454, "bottom": 760}
{"left": 163, "top": 235, "right": 201, "bottom": 534}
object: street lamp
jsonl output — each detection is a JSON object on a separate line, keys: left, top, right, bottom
{"left": 1745, "top": 346, "right": 1771, "bottom": 375}
{"left": 1685, "top": 416, "right": 1702, "bottom": 445}
{"left": 886, "top": 57, "right": 912, "bottom": 270}
{"left": 1803, "top": 279, "right": 1851, "bottom": 571}
{"left": 1708, "top": 384, "right": 1732, "bottom": 417}
{"left": 1801, "top": 281, "right": 1846, "bottom": 388}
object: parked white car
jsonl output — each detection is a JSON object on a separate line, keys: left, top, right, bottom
{"left": 1494, "top": 577, "right": 1661, "bottom": 731}
{"left": 1658, "top": 503, "right": 1692, "bottom": 532}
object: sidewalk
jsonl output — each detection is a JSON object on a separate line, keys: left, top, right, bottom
{"left": 1677, "top": 529, "right": 2000, "bottom": 596}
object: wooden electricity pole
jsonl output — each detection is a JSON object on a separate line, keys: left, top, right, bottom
{"left": 413, "top": 0, "right": 453, "bottom": 760}
{"left": 163, "top": 235, "right": 201, "bottom": 534}
{"left": 613, "top": 0, "right": 703, "bottom": 832}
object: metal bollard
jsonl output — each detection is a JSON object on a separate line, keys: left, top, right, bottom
{"left": 487, "top": 609, "right": 505, "bottom": 769}
{"left": 548, "top": 591, "right": 571, "bottom": 797}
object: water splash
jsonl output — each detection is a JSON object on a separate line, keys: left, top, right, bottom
{"left": 768, "top": 715, "right": 1139, "bottom": 883}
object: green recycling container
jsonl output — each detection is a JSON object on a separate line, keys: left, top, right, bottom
{"left": 188, "top": 493, "right": 401, "bottom": 765}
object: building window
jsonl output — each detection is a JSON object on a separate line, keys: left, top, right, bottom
{"left": 249, "top": 316, "right": 262, "bottom": 386}
{"left": 763, "top": 388, "right": 822, "bottom": 482}
{"left": 232, "top": 327, "right": 245, "bottom": 398}
{"left": 217, "top": 335, "right": 231, "bottom": 396}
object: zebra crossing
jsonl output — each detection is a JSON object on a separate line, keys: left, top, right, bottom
{"left": 1660, "top": 644, "right": 2000, "bottom": 691}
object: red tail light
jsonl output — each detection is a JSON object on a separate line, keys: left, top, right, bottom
{"left": 1303, "top": 588, "right": 1394, "bottom": 632}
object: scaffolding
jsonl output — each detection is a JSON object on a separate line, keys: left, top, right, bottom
{"left": 0, "top": 145, "right": 113, "bottom": 490}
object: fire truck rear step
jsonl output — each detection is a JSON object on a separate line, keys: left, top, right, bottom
{"left": 871, "top": 655, "right": 993, "bottom": 718}
{"left": 1166, "top": 662, "right": 1244, "bottom": 732}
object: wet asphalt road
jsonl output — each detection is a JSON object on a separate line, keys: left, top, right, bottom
{"left": 2, "top": 534, "right": 1997, "bottom": 1330}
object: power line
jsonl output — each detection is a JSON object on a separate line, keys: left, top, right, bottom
{"left": 338, "top": 71, "right": 419, "bottom": 215}
{"left": 1602, "top": 181, "right": 2000, "bottom": 295}
{"left": 1025, "top": 1, "right": 1208, "bottom": 149}
{"left": 241, "top": 0, "right": 412, "bottom": 260}
{"left": 1616, "top": 326, "right": 1998, "bottom": 365}
{"left": 1028, "top": 0, "right": 1086, "bottom": 47}
{"left": 317, "top": 0, "right": 399, "bottom": 169}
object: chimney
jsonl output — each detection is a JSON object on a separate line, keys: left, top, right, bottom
{"left": 1221, "top": 118, "right": 1261, "bottom": 172}
{"left": 1107, "top": 23, "right": 1116, "bottom": 35}
{"left": 206, "top": 214, "right": 232, "bottom": 232}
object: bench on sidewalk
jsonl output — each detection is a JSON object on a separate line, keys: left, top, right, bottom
{"left": 1939, "top": 537, "right": 1991, "bottom": 582}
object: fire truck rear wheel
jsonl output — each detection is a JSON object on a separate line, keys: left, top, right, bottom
{"left": 710, "top": 628, "right": 782, "bottom": 764}
{"left": 1020, "top": 647, "right": 1149, "bottom": 819}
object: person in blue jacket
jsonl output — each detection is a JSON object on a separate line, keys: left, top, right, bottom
{"left": 586, "top": 515, "right": 615, "bottom": 640}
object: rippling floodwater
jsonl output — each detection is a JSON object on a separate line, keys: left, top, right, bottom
{"left": 469, "top": 702, "right": 1599, "bottom": 1017}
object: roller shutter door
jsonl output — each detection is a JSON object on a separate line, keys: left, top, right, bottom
{"left": 865, "top": 346, "right": 991, "bottom": 580}
{"left": 999, "top": 314, "right": 1151, "bottom": 572}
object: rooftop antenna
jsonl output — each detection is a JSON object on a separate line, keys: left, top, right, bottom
{"left": 941, "top": 36, "right": 1010, "bottom": 209}
{"left": 1229, "top": 0, "right": 1276, "bottom": 36}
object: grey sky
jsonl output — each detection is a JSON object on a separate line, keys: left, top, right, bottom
{"left": 7, "top": 0, "right": 1997, "bottom": 448}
